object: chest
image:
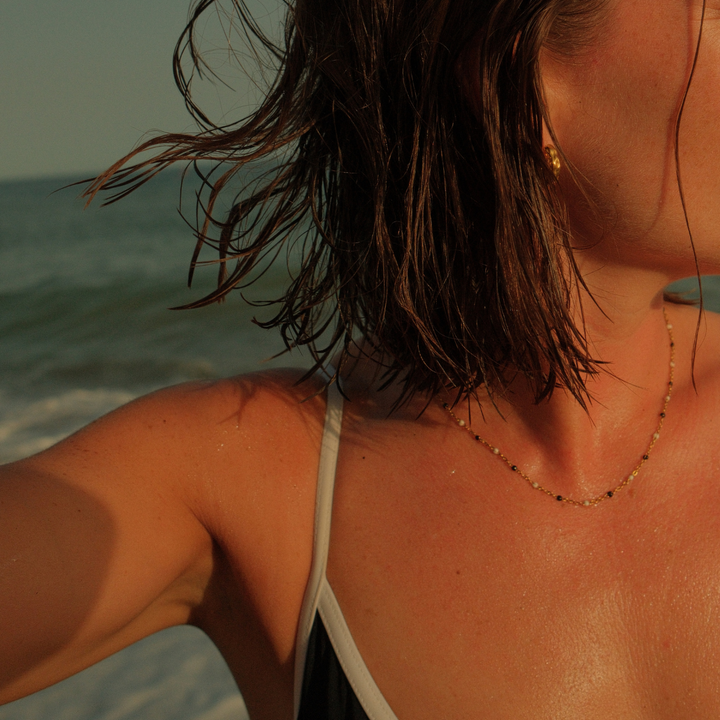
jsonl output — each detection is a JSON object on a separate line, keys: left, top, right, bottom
{"left": 326, "top": 427, "right": 720, "bottom": 719}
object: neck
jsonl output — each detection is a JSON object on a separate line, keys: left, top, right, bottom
{"left": 448, "top": 272, "right": 680, "bottom": 503}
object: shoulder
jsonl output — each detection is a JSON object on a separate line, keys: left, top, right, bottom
{"left": 12, "top": 367, "right": 332, "bottom": 597}
{"left": 0, "top": 369, "right": 330, "bottom": 703}
{"left": 147, "top": 368, "right": 330, "bottom": 536}
{"left": 37, "top": 367, "right": 328, "bottom": 482}
{"left": 13, "top": 366, "right": 330, "bottom": 571}
{"left": 34, "top": 368, "right": 330, "bottom": 614}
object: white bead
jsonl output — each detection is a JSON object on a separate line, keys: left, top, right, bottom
{"left": 666, "top": 323, "right": 673, "bottom": 330}
{"left": 628, "top": 474, "right": 635, "bottom": 481}
{"left": 458, "top": 419, "right": 465, "bottom": 427}
{"left": 653, "top": 432, "right": 660, "bottom": 440}
{"left": 531, "top": 481, "right": 539, "bottom": 488}
{"left": 665, "top": 395, "right": 671, "bottom": 402}
{"left": 670, "top": 361, "right": 675, "bottom": 368}
{"left": 583, "top": 500, "right": 591, "bottom": 506}
{"left": 492, "top": 447, "right": 500, "bottom": 455}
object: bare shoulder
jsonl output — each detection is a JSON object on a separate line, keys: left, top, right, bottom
{"left": 26, "top": 366, "right": 330, "bottom": 584}
{"left": 0, "top": 368, "right": 326, "bottom": 705}
{"left": 140, "top": 367, "right": 330, "bottom": 551}
{"left": 21, "top": 367, "right": 327, "bottom": 496}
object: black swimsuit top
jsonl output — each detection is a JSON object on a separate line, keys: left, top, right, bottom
{"left": 294, "top": 382, "right": 399, "bottom": 720}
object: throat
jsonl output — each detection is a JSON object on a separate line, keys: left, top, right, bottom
{"left": 439, "top": 309, "right": 677, "bottom": 507}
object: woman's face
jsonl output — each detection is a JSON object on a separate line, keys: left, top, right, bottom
{"left": 542, "top": 0, "right": 720, "bottom": 279}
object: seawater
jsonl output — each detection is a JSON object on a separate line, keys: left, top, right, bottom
{"left": 1, "top": 171, "right": 719, "bottom": 720}
{"left": 0, "top": 170, "right": 310, "bottom": 465}
{"left": 0, "top": 169, "right": 311, "bottom": 720}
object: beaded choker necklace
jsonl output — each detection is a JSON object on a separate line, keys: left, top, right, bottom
{"left": 442, "top": 309, "right": 675, "bottom": 507}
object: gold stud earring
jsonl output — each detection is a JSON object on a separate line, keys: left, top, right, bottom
{"left": 544, "top": 145, "right": 561, "bottom": 179}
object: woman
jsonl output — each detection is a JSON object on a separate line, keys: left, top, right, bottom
{"left": 3, "top": 0, "right": 720, "bottom": 717}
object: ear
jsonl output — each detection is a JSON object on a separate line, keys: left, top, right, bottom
{"left": 538, "top": 46, "right": 564, "bottom": 151}
{"left": 541, "top": 119, "right": 554, "bottom": 152}
{"left": 540, "top": 65, "right": 562, "bottom": 180}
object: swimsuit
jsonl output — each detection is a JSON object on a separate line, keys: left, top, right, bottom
{"left": 294, "top": 382, "right": 399, "bottom": 720}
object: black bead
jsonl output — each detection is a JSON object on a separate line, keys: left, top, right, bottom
{"left": 475, "top": 435, "right": 480, "bottom": 441}
{"left": 511, "top": 465, "right": 518, "bottom": 471}
{"left": 607, "top": 491, "right": 614, "bottom": 498}
{"left": 660, "top": 412, "right": 666, "bottom": 418}
{"left": 556, "top": 495, "right": 563, "bottom": 501}
{"left": 669, "top": 382, "right": 673, "bottom": 388}
{"left": 643, "top": 455, "right": 649, "bottom": 460}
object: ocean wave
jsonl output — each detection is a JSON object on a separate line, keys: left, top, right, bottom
{"left": 0, "top": 388, "right": 136, "bottom": 463}
{"left": 0, "top": 626, "right": 247, "bottom": 720}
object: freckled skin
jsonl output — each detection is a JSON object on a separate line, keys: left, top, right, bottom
{"left": 3, "top": 1, "right": 720, "bottom": 719}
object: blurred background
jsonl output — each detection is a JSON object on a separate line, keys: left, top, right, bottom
{"left": 1, "top": 1, "right": 287, "bottom": 719}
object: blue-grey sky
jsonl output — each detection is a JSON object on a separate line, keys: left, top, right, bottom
{"left": 0, "top": 0, "right": 282, "bottom": 182}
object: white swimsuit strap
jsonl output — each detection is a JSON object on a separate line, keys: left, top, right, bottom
{"left": 293, "top": 379, "right": 344, "bottom": 718}
{"left": 317, "top": 581, "right": 399, "bottom": 720}
{"left": 292, "top": 377, "right": 400, "bottom": 720}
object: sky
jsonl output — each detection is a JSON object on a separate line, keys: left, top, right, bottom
{"left": 0, "top": 0, "right": 283, "bottom": 182}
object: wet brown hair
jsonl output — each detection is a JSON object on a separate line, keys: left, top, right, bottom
{"left": 85, "top": 0, "right": 618, "bottom": 407}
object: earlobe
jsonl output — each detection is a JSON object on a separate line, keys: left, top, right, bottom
{"left": 539, "top": 49, "right": 568, "bottom": 178}
{"left": 540, "top": 79, "right": 563, "bottom": 178}
{"left": 544, "top": 145, "right": 562, "bottom": 178}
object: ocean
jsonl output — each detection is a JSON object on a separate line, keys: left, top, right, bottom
{"left": 0, "top": 169, "right": 310, "bottom": 720}
{"left": 1, "top": 170, "right": 719, "bottom": 720}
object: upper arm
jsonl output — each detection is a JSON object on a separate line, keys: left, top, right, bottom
{"left": 0, "top": 380, "right": 230, "bottom": 702}
{"left": 0, "top": 369, "right": 325, "bottom": 706}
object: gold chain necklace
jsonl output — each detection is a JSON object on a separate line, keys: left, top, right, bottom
{"left": 442, "top": 309, "right": 675, "bottom": 507}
